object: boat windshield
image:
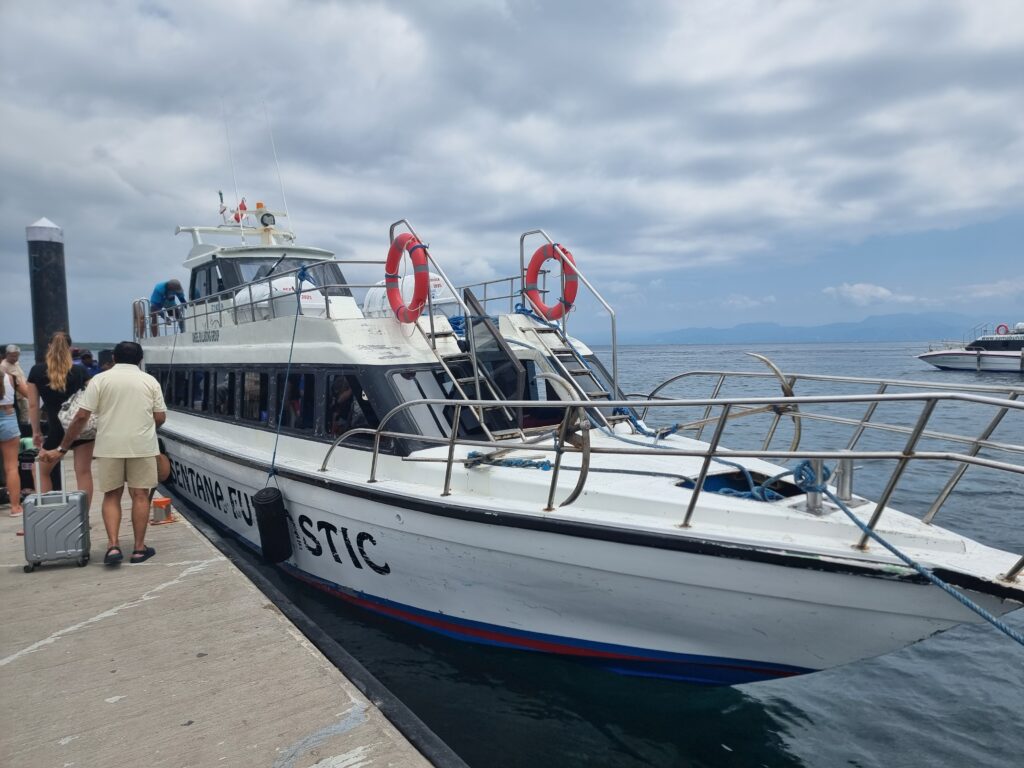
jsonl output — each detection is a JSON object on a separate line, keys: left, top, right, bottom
{"left": 231, "top": 258, "right": 353, "bottom": 297}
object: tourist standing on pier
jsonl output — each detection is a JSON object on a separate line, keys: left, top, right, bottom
{"left": 27, "top": 332, "right": 95, "bottom": 509}
{"left": 42, "top": 341, "right": 166, "bottom": 565}
{"left": 1, "top": 368, "right": 29, "bottom": 515}
{"left": 1, "top": 344, "right": 29, "bottom": 430}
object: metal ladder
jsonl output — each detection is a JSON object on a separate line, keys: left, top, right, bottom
{"left": 519, "top": 323, "right": 618, "bottom": 429}
{"left": 421, "top": 288, "right": 526, "bottom": 441}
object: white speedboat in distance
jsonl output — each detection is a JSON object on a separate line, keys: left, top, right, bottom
{"left": 919, "top": 322, "right": 1024, "bottom": 373}
{"left": 136, "top": 202, "right": 1024, "bottom": 685}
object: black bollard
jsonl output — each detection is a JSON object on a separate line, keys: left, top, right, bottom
{"left": 26, "top": 218, "right": 70, "bottom": 355}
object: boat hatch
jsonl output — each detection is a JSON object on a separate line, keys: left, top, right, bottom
{"left": 677, "top": 471, "right": 803, "bottom": 500}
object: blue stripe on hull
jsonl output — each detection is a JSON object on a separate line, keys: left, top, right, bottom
{"left": 285, "top": 563, "right": 815, "bottom": 686}
{"left": 168, "top": 487, "right": 816, "bottom": 686}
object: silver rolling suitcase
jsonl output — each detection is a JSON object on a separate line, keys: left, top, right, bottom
{"left": 22, "top": 459, "right": 90, "bottom": 573}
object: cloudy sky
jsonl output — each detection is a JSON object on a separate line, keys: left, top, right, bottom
{"left": 1, "top": 0, "right": 1022, "bottom": 345}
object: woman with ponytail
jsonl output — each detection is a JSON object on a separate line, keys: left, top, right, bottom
{"left": 27, "top": 332, "right": 94, "bottom": 507}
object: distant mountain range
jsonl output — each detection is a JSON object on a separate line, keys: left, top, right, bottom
{"left": 641, "top": 312, "right": 991, "bottom": 345}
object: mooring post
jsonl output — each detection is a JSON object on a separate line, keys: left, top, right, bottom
{"left": 26, "top": 218, "right": 70, "bottom": 491}
{"left": 26, "top": 218, "right": 70, "bottom": 354}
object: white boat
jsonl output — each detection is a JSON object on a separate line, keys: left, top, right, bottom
{"left": 919, "top": 323, "right": 1024, "bottom": 373}
{"left": 136, "top": 203, "right": 1024, "bottom": 685}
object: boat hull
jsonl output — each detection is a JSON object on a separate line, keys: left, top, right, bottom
{"left": 160, "top": 434, "right": 1017, "bottom": 686}
{"left": 918, "top": 349, "right": 1024, "bottom": 372}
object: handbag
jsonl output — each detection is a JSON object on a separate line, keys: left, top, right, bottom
{"left": 58, "top": 387, "right": 98, "bottom": 441}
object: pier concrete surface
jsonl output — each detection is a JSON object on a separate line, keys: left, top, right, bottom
{"left": 0, "top": 470, "right": 435, "bottom": 768}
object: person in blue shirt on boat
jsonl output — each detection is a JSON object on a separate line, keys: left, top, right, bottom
{"left": 149, "top": 279, "right": 186, "bottom": 336}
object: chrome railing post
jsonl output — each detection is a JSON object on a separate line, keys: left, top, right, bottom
{"left": 836, "top": 457, "right": 854, "bottom": 502}
{"left": 682, "top": 403, "right": 732, "bottom": 528}
{"left": 856, "top": 398, "right": 939, "bottom": 549}
{"left": 442, "top": 405, "right": 462, "bottom": 497}
{"left": 806, "top": 458, "right": 824, "bottom": 514}
{"left": 922, "top": 392, "right": 1019, "bottom": 524}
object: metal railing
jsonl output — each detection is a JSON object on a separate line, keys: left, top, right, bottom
{"left": 318, "top": 380, "right": 1024, "bottom": 580}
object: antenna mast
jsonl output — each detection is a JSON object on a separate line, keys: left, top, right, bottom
{"left": 221, "top": 100, "right": 246, "bottom": 244}
{"left": 264, "top": 101, "right": 294, "bottom": 238}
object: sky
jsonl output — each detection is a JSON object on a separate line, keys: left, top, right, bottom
{"left": 1, "top": 0, "right": 1022, "bottom": 345}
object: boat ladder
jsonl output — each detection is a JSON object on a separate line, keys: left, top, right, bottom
{"left": 419, "top": 288, "right": 527, "bottom": 442}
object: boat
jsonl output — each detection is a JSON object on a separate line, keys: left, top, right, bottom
{"left": 918, "top": 322, "right": 1024, "bottom": 373}
{"left": 135, "top": 200, "right": 1024, "bottom": 686}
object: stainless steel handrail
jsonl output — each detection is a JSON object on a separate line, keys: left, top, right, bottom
{"left": 317, "top": 389, "right": 1023, "bottom": 566}
{"left": 518, "top": 229, "right": 619, "bottom": 395}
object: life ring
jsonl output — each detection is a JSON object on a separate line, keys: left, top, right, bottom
{"left": 385, "top": 233, "right": 430, "bottom": 323}
{"left": 995, "top": 323, "right": 1010, "bottom": 335}
{"left": 524, "top": 243, "right": 578, "bottom": 320}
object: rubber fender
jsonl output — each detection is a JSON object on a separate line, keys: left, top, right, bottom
{"left": 253, "top": 486, "right": 293, "bottom": 564}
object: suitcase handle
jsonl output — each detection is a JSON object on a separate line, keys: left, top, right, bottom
{"left": 34, "top": 449, "right": 68, "bottom": 506}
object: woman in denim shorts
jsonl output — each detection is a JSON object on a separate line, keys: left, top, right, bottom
{"left": 1, "top": 369, "right": 29, "bottom": 515}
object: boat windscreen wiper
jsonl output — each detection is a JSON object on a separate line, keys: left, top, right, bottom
{"left": 264, "top": 253, "right": 288, "bottom": 278}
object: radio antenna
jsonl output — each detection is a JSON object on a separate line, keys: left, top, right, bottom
{"left": 263, "top": 100, "right": 294, "bottom": 237}
{"left": 221, "top": 100, "right": 246, "bottom": 243}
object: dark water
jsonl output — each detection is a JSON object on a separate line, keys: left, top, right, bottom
{"left": 238, "top": 344, "right": 1024, "bottom": 766}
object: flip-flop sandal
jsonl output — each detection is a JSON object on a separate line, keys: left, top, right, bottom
{"left": 130, "top": 546, "right": 156, "bottom": 564}
{"left": 104, "top": 546, "right": 124, "bottom": 565}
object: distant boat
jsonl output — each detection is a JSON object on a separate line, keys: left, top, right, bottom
{"left": 918, "top": 322, "right": 1024, "bottom": 373}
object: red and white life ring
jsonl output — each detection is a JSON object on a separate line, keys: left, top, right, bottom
{"left": 524, "top": 243, "right": 578, "bottom": 321}
{"left": 995, "top": 323, "right": 1010, "bottom": 335}
{"left": 385, "top": 233, "right": 430, "bottom": 323}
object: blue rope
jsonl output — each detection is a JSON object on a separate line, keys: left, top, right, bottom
{"left": 267, "top": 266, "right": 309, "bottom": 484}
{"left": 704, "top": 456, "right": 786, "bottom": 501}
{"left": 786, "top": 460, "right": 1024, "bottom": 648}
{"left": 467, "top": 450, "right": 553, "bottom": 471}
{"left": 447, "top": 313, "right": 500, "bottom": 338}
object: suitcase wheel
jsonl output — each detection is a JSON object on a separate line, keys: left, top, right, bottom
{"left": 23, "top": 564, "right": 35, "bottom": 573}
{"left": 77, "top": 556, "right": 88, "bottom": 567}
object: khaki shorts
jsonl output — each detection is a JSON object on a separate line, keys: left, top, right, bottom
{"left": 94, "top": 456, "right": 159, "bottom": 493}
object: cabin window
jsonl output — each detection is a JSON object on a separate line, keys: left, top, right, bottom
{"left": 326, "top": 373, "right": 381, "bottom": 441}
{"left": 153, "top": 367, "right": 171, "bottom": 400}
{"left": 214, "top": 371, "right": 236, "bottom": 416}
{"left": 191, "top": 267, "right": 210, "bottom": 300}
{"left": 191, "top": 370, "right": 210, "bottom": 412}
{"left": 276, "top": 372, "right": 316, "bottom": 431}
{"left": 241, "top": 372, "right": 269, "bottom": 423}
{"left": 389, "top": 369, "right": 456, "bottom": 438}
{"left": 171, "top": 370, "right": 190, "bottom": 409}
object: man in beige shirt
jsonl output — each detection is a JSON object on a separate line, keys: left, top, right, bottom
{"left": 43, "top": 341, "right": 166, "bottom": 565}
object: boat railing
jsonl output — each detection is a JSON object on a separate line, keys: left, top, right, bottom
{"left": 132, "top": 258, "right": 397, "bottom": 341}
{"left": 518, "top": 230, "right": 619, "bottom": 395}
{"left": 319, "top": 383, "right": 1024, "bottom": 579}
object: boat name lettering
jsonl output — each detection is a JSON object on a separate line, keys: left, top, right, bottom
{"left": 192, "top": 330, "right": 220, "bottom": 343}
{"left": 168, "top": 457, "right": 254, "bottom": 527}
{"left": 297, "top": 514, "right": 390, "bottom": 575}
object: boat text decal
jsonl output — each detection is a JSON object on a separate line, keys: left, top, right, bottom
{"left": 192, "top": 330, "right": 220, "bottom": 343}
{"left": 169, "top": 457, "right": 256, "bottom": 527}
{"left": 168, "top": 456, "right": 390, "bottom": 576}
{"left": 295, "top": 514, "right": 391, "bottom": 575}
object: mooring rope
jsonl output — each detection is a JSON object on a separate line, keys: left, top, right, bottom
{"left": 466, "top": 450, "right": 553, "bottom": 471}
{"left": 266, "top": 266, "right": 309, "bottom": 485}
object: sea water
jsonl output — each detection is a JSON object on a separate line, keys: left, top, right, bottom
{"left": 198, "top": 343, "right": 1024, "bottom": 766}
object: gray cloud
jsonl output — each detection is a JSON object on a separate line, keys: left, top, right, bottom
{"left": 2, "top": 0, "right": 1023, "bottom": 341}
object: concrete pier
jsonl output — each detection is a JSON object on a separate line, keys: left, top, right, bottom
{"left": 0, "top": 477, "right": 440, "bottom": 767}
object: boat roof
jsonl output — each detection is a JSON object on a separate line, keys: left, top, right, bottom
{"left": 176, "top": 222, "right": 335, "bottom": 270}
